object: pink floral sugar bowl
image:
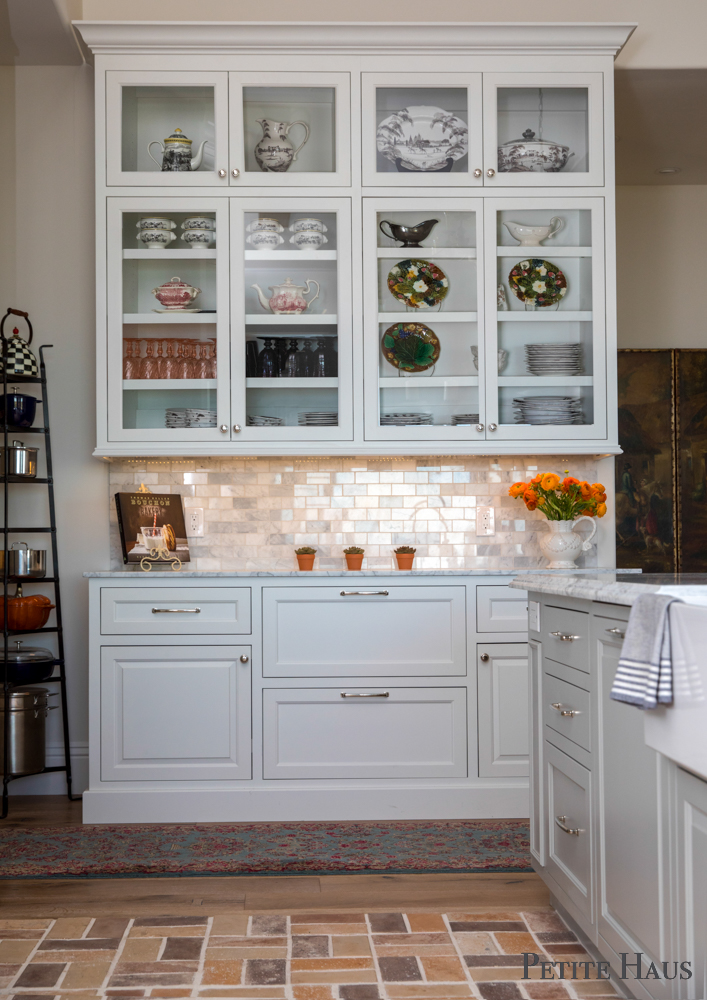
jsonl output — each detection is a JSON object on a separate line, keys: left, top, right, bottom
{"left": 151, "top": 276, "right": 201, "bottom": 311}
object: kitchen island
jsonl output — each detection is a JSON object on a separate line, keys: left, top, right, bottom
{"left": 510, "top": 571, "right": 707, "bottom": 1000}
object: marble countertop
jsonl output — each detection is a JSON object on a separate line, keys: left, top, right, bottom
{"left": 510, "top": 571, "right": 707, "bottom": 606}
{"left": 84, "top": 567, "right": 635, "bottom": 579}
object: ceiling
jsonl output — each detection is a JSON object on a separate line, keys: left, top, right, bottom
{"left": 615, "top": 69, "right": 707, "bottom": 184}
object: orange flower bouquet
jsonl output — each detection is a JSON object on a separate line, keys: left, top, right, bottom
{"left": 508, "top": 473, "right": 607, "bottom": 568}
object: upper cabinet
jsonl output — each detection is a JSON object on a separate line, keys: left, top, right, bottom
{"left": 80, "top": 20, "right": 635, "bottom": 456}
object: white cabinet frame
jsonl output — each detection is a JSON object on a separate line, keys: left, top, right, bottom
{"left": 482, "top": 72, "right": 605, "bottom": 188}
{"left": 229, "top": 72, "right": 351, "bottom": 188}
{"left": 106, "top": 71, "right": 230, "bottom": 188}
{"left": 361, "top": 73, "right": 483, "bottom": 188}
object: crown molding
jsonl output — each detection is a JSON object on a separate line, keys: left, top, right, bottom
{"left": 74, "top": 21, "right": 636, "bottom": 59}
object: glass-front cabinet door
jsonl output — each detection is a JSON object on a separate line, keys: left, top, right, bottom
{"left": 231, "top": 199, "right": 352, "bottom": 441}
{"left": 363, "top": 199, "right": 484, "bottom": 441}
{"left": 483, "top": 73, "right": 604, "bottom": 187}
{"left": 106, "top": 198, "right": 230, "bottom": 443}
{"left": 106, "top": 72, "right": 229, "bottom": 187}
{"left": 230, "top": 74, "right": 351, "bottom": 187}
{"left": 483, "top": 197, "right": 606, "bottom": 442}
{"left": 362, "top": 75, "right": 483, "bottom": 187}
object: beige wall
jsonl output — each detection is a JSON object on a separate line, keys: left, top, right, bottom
{"left": 617, "top": 185, "right": 707, "bottom": 348}
{"left": 80, "top": 0, "right": 707, "bottom": 70}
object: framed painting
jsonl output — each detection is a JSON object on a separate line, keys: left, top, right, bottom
{"left": 675, "top": 350, "right": 707, "bottom": 572}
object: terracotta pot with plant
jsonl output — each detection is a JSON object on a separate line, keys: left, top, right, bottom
{"left": 508, "top": 472, "right": 607, "bottom": 569}
{"left": 343, "top": 546, "right": 364, "bottom": 570}
{"left": 394, "top": 545, "right": 416, "bottom": 570}
{"left": 295, "top": 546, "right": 317, "bottom": 571}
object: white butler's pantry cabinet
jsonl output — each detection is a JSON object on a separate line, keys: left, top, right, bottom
{"left": 75, "top": 20, "right": 634, "bottom": 456}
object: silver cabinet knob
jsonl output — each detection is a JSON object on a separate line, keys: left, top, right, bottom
{"left": 219, "top": 424, "right": 228, "bottom": 433}
{"left": 232, "top": 168, "right": 240, "bottom": 179}
{"left": 487, "top": 168, "right": 496, "bottom": 177}
{"left": 480, "top": 653, "right": 490, "bottom": 662}
{"left": 488, "top": 423, "right": 497, "bottom": 431}
{"left": 218, "top": 169, "right": 227, "bottom": 178}
{"left": 233, "top": 424, "right": 241, "bottom": 433}
{"left": 476, "top": 423, "right": 484, "bottom": 432}
{"left": 240, "top": 654, "right": 249, "bottom": 663}
{"left": 473, "top": 168, "right": 482, "bottom": 178}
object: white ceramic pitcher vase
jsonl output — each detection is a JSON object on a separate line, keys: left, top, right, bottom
{"left": 538, "top": 517, "right": 597, "bottom": 569}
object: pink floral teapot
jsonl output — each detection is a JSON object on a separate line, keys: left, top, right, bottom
{"left": 251, "top": 276, "right": 320, "bottom": 315}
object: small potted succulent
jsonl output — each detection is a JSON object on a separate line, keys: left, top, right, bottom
{"left": 295, "top": 546, "right": 317, "bottom": 571}
{"left": 343, "top": 546, "right": 364, "bottom": 571}
{"left": 394, "top": 545, "right": 416, "bottom": 570}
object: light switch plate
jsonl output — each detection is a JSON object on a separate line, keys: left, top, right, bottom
{"left": 477, "top": 506, "right": 495, "bottom": 536}
{"left": 528, "top": 600, "right": 540, "bottom": 632}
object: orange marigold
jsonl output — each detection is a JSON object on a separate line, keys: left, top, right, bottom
{"left": 591, "top": 482, "right": 605, "bottom": 496}
{"left": 540, "top": 473, "right": 561, "bottom": 491}
{"left": 579, "top": 481, "right": 593, "bottom": 499}
{"left": 596, "top": 502, "right": 607, "bottom": 518}
{"left": 508, "top": 482, "right": 527, "bottom": 498}
{"left": 561, "top": 476, "right": 580, "bottom": 493}
{"left": 530, "top": 473, "right": 543, "bottom": 484}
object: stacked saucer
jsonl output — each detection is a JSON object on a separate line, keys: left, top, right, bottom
{"left": 166, "top": 408, "right": 188, "bottom": 428}
{"left": 452, "top": 413, "right": 480, "bottom": 426}
{"left": 513, "top": 396, "right": 584, "bottom": 425}
{"left": 298, "top": 411, "right": 338, "bottom": 426}
{"left": 380, "top": 412, "right": 433, "bottom": 426}
{"left": 525, "top": 343, "right": 583, "bottom": 376}
{"left": 247, "top": 414, "right": 284, "bottom": 427}
{"left": 185, "top": 407, "right": 217, "bottom": 428}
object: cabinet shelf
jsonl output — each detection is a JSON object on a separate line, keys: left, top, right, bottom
{"left": 245, "top": 314, "right": 337, "bottom": 326}
{"left": 123, "top": 249, "right": 217, "bottom": 259}
{"left": 123, "top": 379, "right": 217, "bottom": 390}
{"left": 377, "top": 247, "right": 477, "bottom": 259}
{"left": 245, "top": 250, "right": 337, "bottom": 261}
{"left": 379, "top": 375, "right": 479, "bottom": 388}
{"left": 497, "top": 246, "right": 592, "bottom": 258}
{"left": 246, "top": 377, "right": 338, "bottom": 389}
{"left": 499, "top": 312, "right": 592, "bottom": 322}
{"left": 123, "top": 313, "right": 218, "bottom": 324}
{"left": 378, "top": 312, "right": 477, "bottom": 324}
{"left": 497, "top": 375, "right": 593, "bottom": 387}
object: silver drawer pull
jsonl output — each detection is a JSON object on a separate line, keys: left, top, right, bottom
{"left": 340, "top": 691, "right": 389, "bottom": 698}
{"left": 550, "top": 702, "right": 579, "bottom": 718}
{"left": 550, "top": 631, "right": 580, "bottom": 642}
{"left": 606, "top": 627, "right": 625, "bottom": 639}
{"left": 152, "top": 607, "right": 201, "bottom": 614}
{"left": 340, "top": 590, "right": 389, "bottom": 597}
{"left": 556, "top": 815, "right": 583, "bottom": 836}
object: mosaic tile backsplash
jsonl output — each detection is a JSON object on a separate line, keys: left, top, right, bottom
{"left": 109, "top": 456, "right": 601, "bottom": 572}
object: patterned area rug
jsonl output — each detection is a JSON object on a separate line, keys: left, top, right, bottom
{"left": 0, "top": 820, "right": 531, "bottom": 879}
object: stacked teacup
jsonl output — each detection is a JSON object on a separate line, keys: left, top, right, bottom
{"left": 289, "top": 218, "right": 328, "bottom": 251}
{"left": 136, "top": 216, "right": 177, "bottom": 250}
{"left": 180, "top": 216, "right": 216, "bottom": 250}
{"left": 246, "top": 218, "right": 285, "bottom": 250}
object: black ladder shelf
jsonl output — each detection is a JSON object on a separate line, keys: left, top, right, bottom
{"left": 2, "top": 316, "right": 78, "bottom": 818}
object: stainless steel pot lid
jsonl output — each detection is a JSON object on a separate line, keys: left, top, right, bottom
{"left": 2, "top": 640, "right": 54, "bottom": 663}
{"left": 1, "top": 687, "right": 51, "bottom": 709}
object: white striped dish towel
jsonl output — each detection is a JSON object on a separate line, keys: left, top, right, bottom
{"left": 610, "top": 593, "right": 681, "bottom": 709}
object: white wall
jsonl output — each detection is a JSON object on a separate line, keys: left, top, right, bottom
{"left": 1, "top": 64, "right": 108, "bottom": 792}
{"left": 617, "top": 185, "right": 707, "bottom": 348}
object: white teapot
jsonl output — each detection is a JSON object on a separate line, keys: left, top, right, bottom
{"left": 148, "top": 128, "right": 207, "bottom": 172}
{"left": 251, "top": 276, "right": 320, "bottom": 315}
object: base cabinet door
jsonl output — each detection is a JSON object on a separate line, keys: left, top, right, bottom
{"left": 677, "top": 766, "right": 707, "bottom": 1000}
{"left": 100, "top": 645, "right": 252, "bottom": 780}
{"left": 263, "top": 686, "right": 467, "bottom": 779}
{"left": 545, "top": 739, "right": 593, "bottom": 925}
{"left": 477, "top": 642, "right": 529, "bottom": 778}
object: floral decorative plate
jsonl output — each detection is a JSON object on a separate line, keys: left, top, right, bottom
{"left": 508, "top": 258, "right": 567, "bottom": 307}
{"left": 387, "top": 259, "right": 449, "bottom": 310}
{"left": 376, "top": 106, "right": 469, "bottom": 172}
{"left": 381, "top": 323, "right": 441, "bottom": 373}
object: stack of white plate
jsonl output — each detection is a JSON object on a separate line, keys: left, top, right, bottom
{"left": 185, "top": 408, "right": 217, "bottom": 428}
{"left": 513, "top": 396, "right": 584, "bottom": 425}
{"left": 165, "top": 408, "right": 188, "bottom": 428}
{"left": 452, "top": 413, "right": 480, "bottom": 425}
{"left": 525, "top": 343, "right": 583, "bottom": 376}
{"left": 380, "top": 412, "right": 433, "bottom": 426}
{"left": 298, "top": 411, "right": 338, "bottom": 426}
{"left": 247, "top": 415, "right": 284, "bottom": 427}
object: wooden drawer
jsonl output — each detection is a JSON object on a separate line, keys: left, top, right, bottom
{"left": 543, "top": 604, "right": 590, "bottom": 673}
{"left": 262, "top": 686, "right": 467, "bottom": 779}
{"left": 262, "top": 586, "right": 466, "bottom": 677}
{"left": 477, "top": 585, "right": 528, "bottom": 633}
{"left": 100, "top": 587, "right": 252, "bottom": 635}
{"left": 544, "top": 666, "right": 591, "bottom": 753}
{"left": 545, "top": 740, "right": 593, "bottom": 924}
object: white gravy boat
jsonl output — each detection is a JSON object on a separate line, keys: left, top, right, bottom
{"left": 504, "top": 217, "right": 563, "bottom": 246}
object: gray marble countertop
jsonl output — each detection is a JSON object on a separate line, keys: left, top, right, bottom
{"left": 510, "top": 571, "right": 700, "bottom": 606}
{"left": 84, "top": 567, "right": 632, "bottom": 579}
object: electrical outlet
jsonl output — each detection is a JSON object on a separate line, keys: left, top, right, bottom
{"left": 477, "top": 506, "right": 495, "bottom": 536}
{"left": 186, "top": 508, "right": 204, "bottom": 537}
